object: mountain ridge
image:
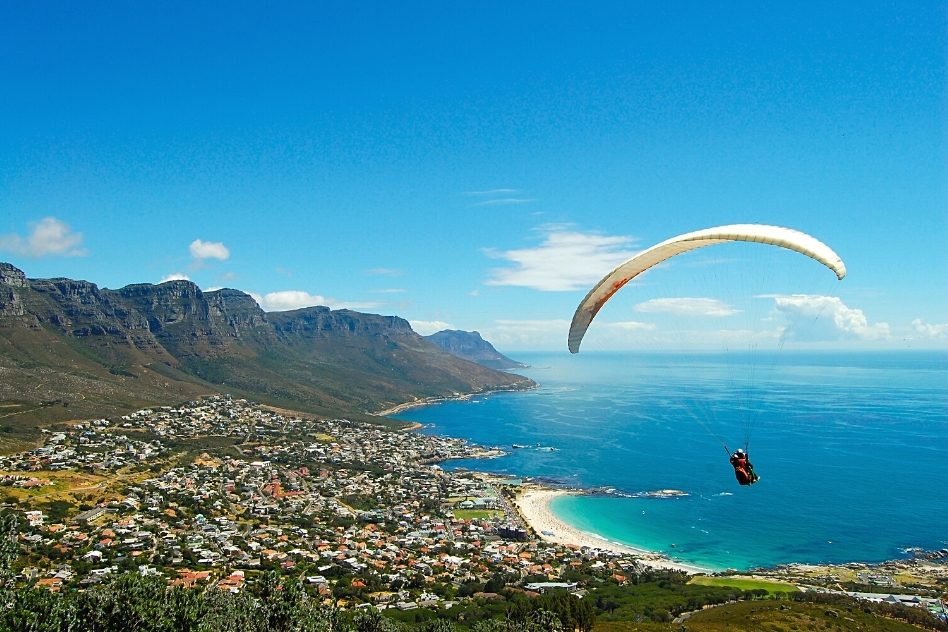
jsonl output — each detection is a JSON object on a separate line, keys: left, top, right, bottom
{"left": 0, "top": 263, "right": 534, "bottom": 445}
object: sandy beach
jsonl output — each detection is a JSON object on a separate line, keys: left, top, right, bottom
{"left": 514, "top": 487, "right": 710, "bottom": 574}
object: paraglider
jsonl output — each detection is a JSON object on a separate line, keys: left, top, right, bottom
{"left": 569, "top": 224, "right": 846, "bottom": 354}
{"left": 729, "top": 448, "right": 759, "bottom": 486}
{"left": 568, "top": 224, "right": 847, "bottom": 485}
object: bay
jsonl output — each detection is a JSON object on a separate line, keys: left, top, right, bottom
{"left": 392, "top": 351, "right": 948, "bottom": 571}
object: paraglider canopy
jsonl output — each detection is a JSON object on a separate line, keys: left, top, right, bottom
{"left": 568, "top": 224, "right": 846, "bottom": 354}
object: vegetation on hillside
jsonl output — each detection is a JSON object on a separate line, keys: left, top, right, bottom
{"left": 0, "top": 263, "right": 534, "bottom": 447}
{"left": 3, "top": 507, "right": 943, "bottom": 632}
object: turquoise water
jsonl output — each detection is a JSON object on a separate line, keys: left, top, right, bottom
{"left": 393, "top": 352, "right": 948, "bottom": 571}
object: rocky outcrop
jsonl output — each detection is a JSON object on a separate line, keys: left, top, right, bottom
{"left": 0, "top": 264, "right": 27, "bottom": 318}
{"left": 0, "top": 263, "right": 28, "bottom": 288}
{"left": 0, "top": 263, "right": 34, "bottom": 320}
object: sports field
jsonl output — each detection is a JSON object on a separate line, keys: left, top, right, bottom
{"left": 688, "top": 576, "right": 800, "bottom": 594}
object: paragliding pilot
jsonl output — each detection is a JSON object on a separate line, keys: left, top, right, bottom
{"left": 729, "top": 448, "right": 759, "bottom": 486}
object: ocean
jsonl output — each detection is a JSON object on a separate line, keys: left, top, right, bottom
{"left": 392, "top": 351, "right": 948, "bottom": 571}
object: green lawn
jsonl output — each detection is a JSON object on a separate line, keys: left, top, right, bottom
{"left": 453, "top": 509, "right": 504, "bottom": 520}
{"left": 688, "top": 575, "right": 800, "bottom": 594}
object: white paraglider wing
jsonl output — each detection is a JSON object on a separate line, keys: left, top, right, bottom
{"left": 568, "top": 224, "right": 846, "bottom": 353}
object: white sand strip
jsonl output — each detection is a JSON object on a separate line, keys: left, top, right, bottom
{"left": 514, "top": 487, "right": 709, "bottom": 574}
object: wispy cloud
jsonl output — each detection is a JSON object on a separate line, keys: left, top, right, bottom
{"left": 773, "top": 295, "right": 890, "bottom": 341}
{"left": 635, "top": 298, "right": 740, "bottom": 317}
{"left": 410, "top": 320, "right": 454, "bottom": 336}
{"left": 472, "top": 198, "right": 537, "bottom": 206}
{"left": 259, "top": 290, "right": 380, "bottom": 312}
{"left": 159, "top": 273, "right": 191, "bottom": 283}
{"left": 463, "top": 189, "right": 520, "bottom": 195}
{"left": 0, "top": 217, "right": 86, "bottom": 258}
{"left": 189, "top": 239, "right": 230, "bottom": 261}
{"left": 912, "top": 318, "right": 948, "bottom": 339}
{"left": 464, "top": 189, "right": 536, "bottom": 206}
{"left": 366, "top": 267, "right": 402, "bottom": 277}
{"left": 485, "top": 229, "right": 638, "bottom": 291}
{"left": 372, "top": 288, "right": 407, "bottom": 294}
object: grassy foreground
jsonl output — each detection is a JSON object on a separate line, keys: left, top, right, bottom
{"left": 595, "top": 600, "right": 929, "bottom": 631}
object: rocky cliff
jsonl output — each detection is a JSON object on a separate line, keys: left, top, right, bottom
{"left": 0, "top": 263, "right": 534, "bottom": 436}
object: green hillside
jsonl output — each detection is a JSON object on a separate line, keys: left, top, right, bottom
{"left": 0, "top": 262, "right": 534, "bottom": 448}
{"left": 596, "top": 600, "right": 931, "bottom": 630}
{"left": 675, "top": 599, "right": 932, "bottom": 631}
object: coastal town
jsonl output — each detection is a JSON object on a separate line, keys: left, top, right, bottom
{"left": 2, "top": 394, "right": 946, "bottom": 624}
{"left": 0, "top": 396, "right": 641, "bottom": 606}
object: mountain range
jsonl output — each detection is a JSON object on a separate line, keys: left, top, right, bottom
{"left": 425, "top": 330, "right": 526, "bottom": 370}
{"left": 0, "top": 263, "right": 534, "bottom": 446}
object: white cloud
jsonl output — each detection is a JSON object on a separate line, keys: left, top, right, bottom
{"left": 912, "top": 319, "right": 948, "bottom": 339}
{"left": 485, "top": 230, "right": 638, "bottom": 291}
{"left": 603, "top": 321, "right": 657, "bottom": 331}
{"left": 0, "top": 217, "right": 86, "bottom": 258}
{"left": 159, "top": 273, "right": 191, "bottom": 283}
{"left": 366, "top": 267, "right": 402, "bottom": 276}
{"left": 773, "top": 295, "right": 890, "bottom": 341}
{"left": 259, "top": 290, "right": 381, "bottom": 312}
{"left": 248, "top": 292, "right": 264, "bottom": 308}
{"left": 410, "top": 320, "right": 455, "bottom": 336}
{"left": 634, "top": 298, "right": 740, "bottom": 317}
{"left": 373, "top": 288, "right": 407, "bottom": 294}
{"left": 189, "top": 239, "right": 230, "bottom": 260}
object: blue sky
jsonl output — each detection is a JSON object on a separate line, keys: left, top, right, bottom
{"left": 1, "top": 2, "right": 945, "bottom": 350}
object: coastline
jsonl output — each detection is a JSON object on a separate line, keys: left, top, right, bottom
{"left": 514, "top": 486, "right": 710, "bottom": 574}
{"left": 376, "top": 381, "right": 536, "bottom": 417}
{"left": 381, "top": 389, "right": 712, "bottom": 574}
{"left": 379, "top": 362, "right": 948, "bottom": 584}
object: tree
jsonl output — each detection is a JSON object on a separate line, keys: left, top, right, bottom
{"left": 484, "top": 573, "right": 507, "bottom": 594}
{"left": 473, "top": 611, "right": 563, "bottom": 632}
{"left": 352, "top": 608, "right": 404, "bottom": 632}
